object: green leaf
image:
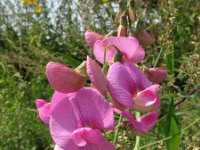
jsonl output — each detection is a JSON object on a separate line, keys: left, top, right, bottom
{"left": 63, "top": 55, "right": 81, "bottom": 68}
{"left": 165, "top": 100, "right": 180, "bottom": 150}
{"left": 165, "top": 46, "right": 174, "bottom": 75}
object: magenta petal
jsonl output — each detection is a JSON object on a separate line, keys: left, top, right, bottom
{"left": 124, "top": 62, "right": 151, "bottom": 90}
{"left": 35, "top": 99, "right": 50, "bottom": 124}
{"left": 46, "top": 62, "right": 85, "bottom": 93}
{"left": 86, "top": 56, "right": 108, "bottom": 95}
{"left": 71, "top": 88, "right": 114, "bottom": 130}
{"left": 107, "top": 62, "right": 136, "bottom": 109}
{"left": 50, "top": 97, "right": 81, "bottom": 149}
{"left": 133, "top": 89, "right": 156, "bottom": 112}
{"left": 145, "top": 67, "right": 168, "bottom": 83}
{"left": 85, "top": 30, "right": 104, "bottom": 48}
{"left": 103, "top": 37, "right": 145, "bottom": 63}
{"left": 139, "top": 111, "right": 158, "bottom": 131}
{"left": 72, "top": 128, "right": 103, "bottom": 147}
{"left": 93, "top": 40, "right": 116, "bottom": 64}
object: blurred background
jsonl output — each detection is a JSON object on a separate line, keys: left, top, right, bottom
{"left": 0, "top": 0, "right": 199, "bottom": 149}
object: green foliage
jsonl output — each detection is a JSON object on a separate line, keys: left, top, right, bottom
{"left": 0, "top": 0, "right": 199, "bottom": 149}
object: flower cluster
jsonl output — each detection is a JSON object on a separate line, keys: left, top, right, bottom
{"left": 35, "top": 29, "right": 167, "bottom": 149}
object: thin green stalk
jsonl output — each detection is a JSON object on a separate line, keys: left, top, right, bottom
{"left": 113, "top": 115, "right": 122, "bottom": 144}
{"left": 139, "top": 118, "right": 200, "bottom": 149}
{"left": 153, "top": 47, "right": 163, "bottom": 68}
{"left": 133, "top": 112, "right": 141, "bottom": 150}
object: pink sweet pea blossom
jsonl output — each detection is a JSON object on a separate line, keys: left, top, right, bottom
{"left": 35, "top": 91, "right": 68, "bottom": 124}
{"left": 86, "top": 56, "right": 108, "bottom": 95}
{"left": 46, "top": 62, "right": 86, "bottom": 93}
{"left": 113, "top": 108, "right": 158, "bottom": 135}
{"left": 50, "top": 88, "right": 115, "bottom": 150}
{"left": 107, "top": 62, "right": 160, "bottom": 112}
{"left": 85, "top": 30, "right": 104, "bottom": 49}
{"left": 93, "top": 37, "right": 145, "bottom": 64}
{"left": 145, "top": 67, "right": 168, "bottom": 83}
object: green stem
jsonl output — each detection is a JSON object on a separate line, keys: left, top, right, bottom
{"left": 113, "top": 115, "right": 122, "bottom": 144}
{"left": 133, "top": 112, "right": 141, "bottom": 150}
{"left": 153, "top": 47, "right": 163, "bottom": 68}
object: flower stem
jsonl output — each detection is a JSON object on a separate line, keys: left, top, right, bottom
{"left": 113, "top": 115, "right": 122, "bottom": 144}
{"left": 133, "top": 112, "right": 140, "bottom": 150}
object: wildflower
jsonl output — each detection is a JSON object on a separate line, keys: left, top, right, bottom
{"left": 145, "top": 67, "right": 168, "bottom": 83}
{"left": 86, "top": 56, "right": 108, "bottom": 95}
{"left": 107, "top": 62, "right": 160, "bottom": 111}
{"left": 93, "top": 37, "right": 145, "bottom": 65}
{"left": 28, "top": 0, "right": 36, "bottom": 5}
{"left": 22, "top": 0, "right": 28, "bottom": 6}
{"left": 50, "top": 88, "right": 115, "bottom": 150}
{"left": 46, "top": 62, "right": 86, "bottom": 93}
{"left": 35, "top": 5, "right": 42, "bottom": 14}
{"left": 85, "top": 30, "right": 104, "bottom": 49}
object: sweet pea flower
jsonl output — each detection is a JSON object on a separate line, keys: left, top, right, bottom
{"left": 113, "top": 108, "right": 158, "bottom": 135}
{"left": 145, "top": 67, "right": 168, "bottom": 83}
{"left": 107, "top": 62, "right": 160, "bottom": 112}
{"left": 85, "top": 30, "right": 104, "bottom": 49}
{"left": 35, "top": 91, "right": 68, "bottom": 124}
{"left": 46, "top": 62, "right": 86, "bottom": 93}
{"left": 93, "top": 37, "right": 145, "bottom": 64}
{"left": 50, "top": 88, "right": 115, "bottom": 150}
{"left": 86, "top": 56, "right": 108, "bottom": 95}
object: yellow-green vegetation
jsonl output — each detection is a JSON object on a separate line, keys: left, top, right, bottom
{"left": 0, "top": 0, "right": 199, "bottom": 149}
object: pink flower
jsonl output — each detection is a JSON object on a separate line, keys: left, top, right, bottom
{"left": 145, "top": 67, "right": 168, "bottom": 83}
{"left": 46, "top": 62, "right": 86, "bottom": 93}
{"left": 113, "top": 108, "right": 158, "bottom": 135}
{"left": 35, "top": 91, "right": 68, "bottom": 124}
{"left": 50, "top": 88, "right": 115, "bottom": 150}
{"left": 86, "top": 56, "right": 108, "bottom": 95}
{"left": 93, "top": 37, "right": 145, "bottom": 64}
{"left": 85, "top": 30, "right": 104, "bottom": 49}
{"left": 107, "top": 62, "right": 160, "bottom": 112}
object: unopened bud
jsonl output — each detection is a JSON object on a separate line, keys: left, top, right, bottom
{"left": 136, "top": 30, "right": 156, "bottom": 45}
{"left": 114, "top": 0, "right": 127, "bottom": 24}
{"left": 128, "top": 0, "right": 136, "bottom": 22}
{"left": 117, "top": 15, "right": 128, "bottom": 37}
{"left": 145, "top": 67, "right": 168, "bottom": 83}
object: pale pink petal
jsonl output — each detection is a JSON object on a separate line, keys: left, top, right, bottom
{"left": 86, "top": 56, "right": 108, "bottom": 95}
{"left": 133, "top": 89, "right": 156, "bottom": 112}
{"left": 50, "top": 97, "right": 81, "bottom": 149}
{"left": 54, "top": 145, "right": 64, "bottom": 150}
{"left": 93, "top": 40, "right": 116, "bottom": 64}
{"left": 85, "top": 30, "right": 104, "bottom": 48}
{"left": 72, "top": 128, "right": 103, "bottom": 147}
{"left": 124, "top": 62, "right": 151, "bottom": 90}
{"left": 71, "top": 88, "right": 114, "bottom": 130}
{"left": 107, "top": 62, "right": 136, "bottom": 109}
{"left": 103, "top": 37, "right": 145, "bottom": 63}
{"left": 145, "top": 67, "right": 168, "bottom": 83}
{"left": 35, "top": 99, "right": 50, "bottom": 124}
{"left": 139, "top": 111, "right": 158, "bottom": 131}
{"left": 46, "top": 62, "right": 85, "bottom": 93}
{"left": 146, "top": 84, "right": 160, "bottom": 110}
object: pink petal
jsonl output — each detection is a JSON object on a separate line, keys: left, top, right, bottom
{"left": 86, "top": 56, "right": 108, "bottom": 95}
{"left": 145, "top": 84, "right": 160, "bottom": 110}
{"left": 71, "top": 88, "right": 114, "bottom": 130}
{"left": 50, "top": 97, "right": 81, "bottom": 149}
{"left": 124, "top": 62, "right": 151, "bottom": 90}
{"left": 46, "top": 62, "right": 85, "bottom": 93}
{"left": 72, "top": 128, "right": 103, "bottom": 147}
{"left": 133, "top": 89, "right": 156, "bottom": 112}
{"left": 103, "top": 37, "right": 145, "bottom": 63}
{"left": 85, "top": 30, "right": 104, "bottom": 49}
{"left": 145, "top": 67, "right": 168, "bottom": 83}
{"left": 93, "top": 40, "right": 116, "bottom": 64}
{"left": 139, "top": 111, "right": 158, "bottom": 131}
{"left": 35, "top": 99, "right": 50, "bottom": 124}
{"left": 54, "top": 145, "right": 64, "bottom": 150}
{"left": 107, "top": 62, "right": 136, "bottom": 109}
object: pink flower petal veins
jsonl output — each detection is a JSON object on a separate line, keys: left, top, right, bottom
{"left": 86, "top": 56, "right": 108, "bottom": 95}
{"left": 46, "top": 62, "right": 85, "bottom": 93}
{"left": 85, "top": 30, "right": 104, "bottom": 49}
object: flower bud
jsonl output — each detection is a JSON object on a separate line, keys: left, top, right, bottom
{"left": 145, "top": 67, "right": 168, "bottom": 83}
{"left": 136, "top": 30, "right": 156, "bottom": 45}
{"left": 117, "top": 14, "right": 128, "bottom": 37}
{"left": 46, "top": 62, "right": 85, "bottom": 93}
{"left": 128, "top": 0, "right": 136, "bottom": 22}
{"left": 114, "top": 0, "right": 127, "bottom": 24}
